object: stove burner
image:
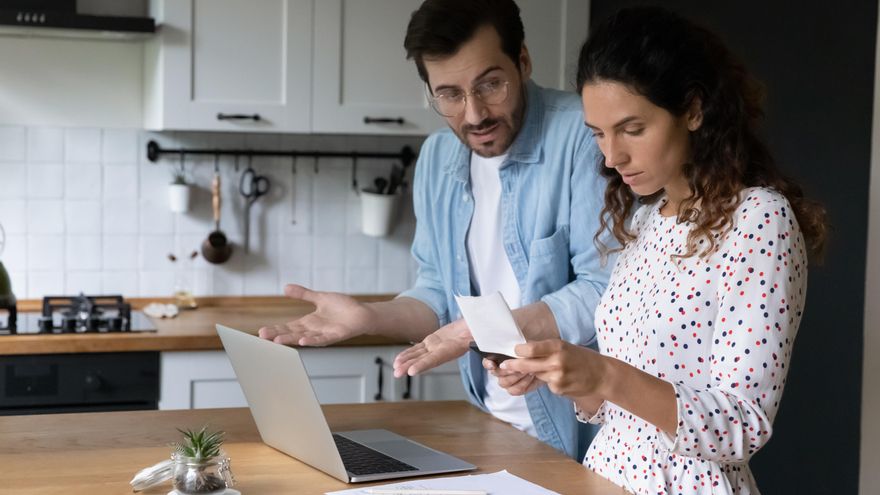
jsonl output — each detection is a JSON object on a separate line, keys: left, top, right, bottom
{"left": 37, "top": 293, "right": 134, "bottom": 334}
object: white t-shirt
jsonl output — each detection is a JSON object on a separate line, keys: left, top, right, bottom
{"left": 466, "top": 152, "right": 536, "bottom": 437}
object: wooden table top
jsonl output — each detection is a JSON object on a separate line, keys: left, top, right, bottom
{"left": 0, "top": 401, "right": 624, "bottom": 495}
{"left": 2, "top": 296, "right": 404, "bottom": 355}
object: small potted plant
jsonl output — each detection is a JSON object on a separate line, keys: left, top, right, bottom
{"left": 171, "top": 426, "right": 234, "bottom": 494}
{"left": 168, "top": 160, "right": 192, "bottom": 213}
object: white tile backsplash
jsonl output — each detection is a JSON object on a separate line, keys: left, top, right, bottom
{"left": 312, "top": 267, "right": 345, "bottom": 292}
{"left": 0, "top": 163, "right": 27, "bottom": 198}
{"left": 64, "top": 128, "right": 101, "bottom": 163}
{"left": 27, "top": 200, "right": 64, "bottom": 234}
{"left": 101, "top": 129, "right": 138, "bottom": 164}
{"left": 66, "top": 235, "right": 102, "bottom": 270}
{"left": 4, "top": 127, "right": 422, "bottom": 299}
{"left": 27, "top": 127, "right": 64, "bottom": 163}
{"left": 27, "top": 271, "right": 64, "bottom": 298}
{"left": 102, "top": 198, "right": 138, "bottom": 234}
{"left": 101, "top": 271, "right": 139, "bottom": 295}
{"left": 280, "top": 234, "right": 312, "bottom": 269}
{"left": 102, "top": 234, "right": 138, "bottom": 270}
{"left": 27, "top": 163, "right": 64, "bottom": 198}
{"left": 103, "top": 165, "right": 138, "bottom": 199}
{"left": 0, "top": 126, "right": 26, "bottom": 162}
{"left": 65, "top": 271, "right": 102, "bottom": 294}
{"left": 2, "top": 234, "right": 27, "bottom": 270}
{"left": 0, "top": 199, "right": 27, "bottom": 234}
{"left": 139, "top": 235, "right": 175, "bottom": 270}
{"left": 139, "top": 198, "right": 174, "bottom": 234}
{"left": 65, "top": 200, "right": 102, "bottom": 234}
{"left": 65, "top": 163, "right": 102, "bottom": 199}
{"left": 27, "top": 235, "right": 65, "bottom": 271}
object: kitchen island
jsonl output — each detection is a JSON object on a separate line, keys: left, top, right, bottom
{"left": 0, "top": 401, "right": 623, "bottom": 494}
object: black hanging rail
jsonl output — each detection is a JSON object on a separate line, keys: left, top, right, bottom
{"left": 145, "top": 140, "right": 418, "bottom": 169}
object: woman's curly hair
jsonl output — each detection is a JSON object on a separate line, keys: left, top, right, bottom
{"left": 577, "top": 6, "right": 826, "bottom": 261}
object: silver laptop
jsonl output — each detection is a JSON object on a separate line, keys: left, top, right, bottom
{"left": 216, "top": 324, "right": 476, "bottom": 483}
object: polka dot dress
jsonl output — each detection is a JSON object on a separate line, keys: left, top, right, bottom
{"left": 580, "top": 187, "right": 807, "bottom": 494}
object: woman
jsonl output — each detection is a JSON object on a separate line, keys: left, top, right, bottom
{"left": 494, "top": 6, "right": 826, "bottom": 494}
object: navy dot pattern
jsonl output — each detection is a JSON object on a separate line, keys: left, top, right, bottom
{"left": 579, "top": 187, "right": 807, "bottom": 494}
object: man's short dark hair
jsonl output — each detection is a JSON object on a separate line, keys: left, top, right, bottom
{"left": 404, "top": 0, "right": 525, "bottom": 86}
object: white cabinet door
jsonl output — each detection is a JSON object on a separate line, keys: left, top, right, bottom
{"left": 160, "top": 348, "right": 388, "bottom": 409}
{"left": 298, "top": 347, "right": 386, "bottom": 404}
{"left": 311, "top": 0, "right": 439, "bottom": 135}
{"left": 145, "top": 0, "right": 313, "bottom": 132}
{"left": 159, "top": 350, "right": 248, "bottom": 410}
{"left": 381, "top": 346, "right": 468, "bottom": 401}
{"left": 311, "top": 0, "right": 589, "bottom": 135}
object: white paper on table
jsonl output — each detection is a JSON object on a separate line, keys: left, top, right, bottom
{"left": 325, "top": 469, "right": 561, "bottom": 495}
{"left": 454, "top": 292, "right": 526, "bottom": 357}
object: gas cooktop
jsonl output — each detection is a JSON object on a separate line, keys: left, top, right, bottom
{"left": 0, "top": 294, "right": 157, "bottom": 336}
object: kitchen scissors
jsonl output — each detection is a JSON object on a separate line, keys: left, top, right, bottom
{"left": 239, "top": 157, "right": 271, "bottom": 253}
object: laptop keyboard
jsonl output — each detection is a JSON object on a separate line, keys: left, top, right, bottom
{"left": 333, "top": 434, "right": 419, "bottom": 476}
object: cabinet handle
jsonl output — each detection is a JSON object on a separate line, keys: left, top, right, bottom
{"left": 363, "top": 116, "right": 405, "bottom": 125}
{"left": 217, "top": 113, "right": 262, "bottom": 122}
{"left": 403, "top": 375, "right": 412, "bottom": 400}
{"left": 374, "top": 356, "right": 384, "bottom": 401}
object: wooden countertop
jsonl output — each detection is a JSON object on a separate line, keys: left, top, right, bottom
{"left": 0, "top": 401, "right": 624, "bottom": 494}
{"left": 2, "top": 295, "right": 404, "bottom": 355}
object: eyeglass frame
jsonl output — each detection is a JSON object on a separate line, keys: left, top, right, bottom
{"left": 426, "top": 79, "right": 511, "bottom": 118}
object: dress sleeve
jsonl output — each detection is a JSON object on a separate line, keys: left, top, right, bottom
{"left": 658, "top": 191, "right": 809, "bottom": 463}
{"left": 575, "top": 401, "right": 608, "bottom": 425}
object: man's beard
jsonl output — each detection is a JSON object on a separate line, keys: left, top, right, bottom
{"left": 453, "top": 89, "right": 526, "bottom": 158}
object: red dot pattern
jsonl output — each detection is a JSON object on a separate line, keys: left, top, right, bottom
{"left": 579, "top": 188, "right": 807, "bottom": 494}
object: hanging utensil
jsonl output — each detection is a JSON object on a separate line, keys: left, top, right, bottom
{"left": 202, "top": 155, "right": 232, "bottom": 264}
{"left": 239, "top": 156, "right": 270, "bottom": 254}
{"left": 290, "top": 156, "right": 297, "bottom": 225}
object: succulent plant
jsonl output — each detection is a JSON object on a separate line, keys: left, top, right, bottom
{"left": 172, "top": 426, "right": 229, "bottom": 494}
{"left": 174, "top": 426, "right": 224, "bottom": 462}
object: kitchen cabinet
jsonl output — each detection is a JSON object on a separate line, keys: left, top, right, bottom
{"left": 144, "top": 0, "right": 588, "bottom": 134}
{"left": 143, "top": 0, "right": 313, "bottom": 132}
{"left": 159, "top": 346, "right": 466, "bottom": 410}
{"left": 311, "top": 0, "right": 589, "bottom": 135}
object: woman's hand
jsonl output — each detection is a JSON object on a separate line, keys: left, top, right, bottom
{"left": 500, "top": 339, "right": 610, "bottom": 399}
{"left": 484, "top": 358, "right": 543, "bottom": 396}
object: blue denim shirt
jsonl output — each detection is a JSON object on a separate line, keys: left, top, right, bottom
{"left": 399, "top": 81, "right": 613, "bottom": 460}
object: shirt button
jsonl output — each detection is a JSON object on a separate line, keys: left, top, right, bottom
{"left": 462, "top": 194, "right": 470, "bottom": 202}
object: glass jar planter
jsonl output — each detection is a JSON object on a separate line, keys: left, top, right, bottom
{"left": 171, "top": 451, "right": 235, "bottom": 495}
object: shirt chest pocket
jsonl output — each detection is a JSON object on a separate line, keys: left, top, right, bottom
{"left": 524, "top": 226, "right": 571, "bottom": 301}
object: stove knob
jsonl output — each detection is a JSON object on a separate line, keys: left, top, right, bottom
{"left": 61, "top": 317, "right": 77, "bottom": 332}
{"left": 38, "top": 317, "right": 54, "bottom": 332}
{"left": 84, "top": 373, "right": 103, "bottom": 392}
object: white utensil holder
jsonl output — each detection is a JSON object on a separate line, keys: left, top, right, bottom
{"left": 360, "top": 190, "right": 400, "bottom": 237}
{"left": 168, "top": 184, "right": 192, "bottom": 213}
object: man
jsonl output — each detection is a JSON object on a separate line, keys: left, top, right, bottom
{"left": 259, "top": 0, "right": 611, "bottom": 461}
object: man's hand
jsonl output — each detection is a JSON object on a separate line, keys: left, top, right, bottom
{"left": 499, "top": 339, "right": 609, "bottom": 399}
{"left": 258, "top": 284, "right": 375, "bottom": 346}
{"left": 392, "top": 319, "right": 472, "bottom": 377}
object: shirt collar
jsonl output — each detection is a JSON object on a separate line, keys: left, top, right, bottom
{"left": 443, "top": 80, "right": 545, "bottom": 183}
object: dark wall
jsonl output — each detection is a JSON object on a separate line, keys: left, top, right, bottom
{"left": 588, "top": 1, "right": 877, "bottom": 493}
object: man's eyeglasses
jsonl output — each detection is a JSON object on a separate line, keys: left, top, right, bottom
{"left": 428, "top": 79, "right": 510, "bottom": 117}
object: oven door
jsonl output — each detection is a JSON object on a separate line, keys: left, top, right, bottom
{"left": 0, "top": 352, "right": 159, "bottom": 415}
